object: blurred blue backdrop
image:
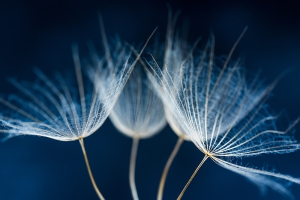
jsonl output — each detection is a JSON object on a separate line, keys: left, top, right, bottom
{"left": 0, "top": 0, "right": 300, "bottom": 200}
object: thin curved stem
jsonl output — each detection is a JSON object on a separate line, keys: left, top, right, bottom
{"left": 79, "top": 138, "right": 105, "bottom": 200}
{"left": 177, "top": 155, "right": 209, "bottom": 200}
{"left": 157, "top": 136, "right": 184, "bottom": 200}
{"left": 130, "top": 136, "right": 140, "bottom": 200}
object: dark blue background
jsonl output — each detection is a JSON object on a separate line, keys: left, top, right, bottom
{"left": 0, "top": 0, "right": 300, "bottom": 199}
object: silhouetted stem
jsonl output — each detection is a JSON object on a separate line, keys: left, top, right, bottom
{"left": 157, "top": 136, "right": 184, "bottom": 200}
{"left": 79, "top": 138, "right": 105, "bottom": 200}
{"left": 130, "top": 136, "right": 140, "bottom": 200}
{"left": 177, "top": 155, "right": 209, "bottom": 200}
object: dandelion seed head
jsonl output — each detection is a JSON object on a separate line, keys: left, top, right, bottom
{"left": 0, "top": 42, "right": 135, "bottom": 141}
{"left": 146, "top": 34, "right": 300, "bottom": 197}
{"left": 109, "top": 61, "right": 167, "bottom": 139}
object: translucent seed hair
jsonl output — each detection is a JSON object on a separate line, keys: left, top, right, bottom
{"left": 109, "top": 60, "right": 167, "bottom": 200}
{"left": 0, "top": 17, "right": 156, "bottom": 199}
{"left": 146, "top": 29, "right": 300, "bottom": 199}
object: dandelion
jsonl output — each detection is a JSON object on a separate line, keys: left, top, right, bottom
{"left": 121, "top": 20, "right": 190, "bottom": 198}
{"left": 146, "top": 28, "right": 300, "bottom": 199}
{"left": 108, "top": 59, "right": 167, "bottom": 199}
{"left": 0, "top": 47, "right": 128, "bottom": 200}
{"left": 0, "top": 18, "right": 156, "bottom": 199}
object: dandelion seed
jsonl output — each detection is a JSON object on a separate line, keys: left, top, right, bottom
{"left": 118, "top": 14, "right": 190, "bottom": 198}
{"left": 146, "top": 28, "right": 300, "bottom": 199}
{"left": 0, "top": 18, "right": 157, "bottom": 199}
{"left": 0, "top": 47, "right": 129, "bottom": 199}
{"left": 109, "top": 60, "right": 167, "bottom": 200}
{"left": 0, "top": 51, "right": 112, "bottom": 199}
